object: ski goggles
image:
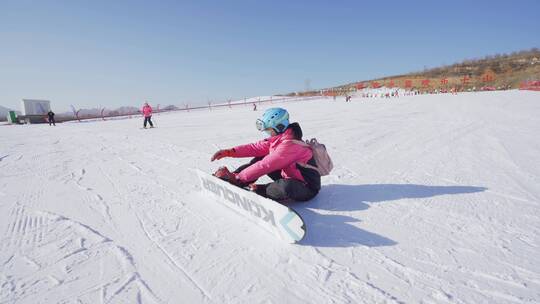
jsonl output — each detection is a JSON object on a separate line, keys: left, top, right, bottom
{"left": 255, "top": 119, "right": 267, "bottom": 131}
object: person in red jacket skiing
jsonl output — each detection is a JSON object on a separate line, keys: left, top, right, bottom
{"left": 142, "top": 102, "right": 154, "bottom": 128}
{"left": 211, "top": 108, "right": 320, "bottom": 202}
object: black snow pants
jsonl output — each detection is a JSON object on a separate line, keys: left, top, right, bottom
{"left": 143, "top": 116, "right": 154, "bottom": 128}
{"left": 233, "top": 157, "right": 319, "bottom": 202}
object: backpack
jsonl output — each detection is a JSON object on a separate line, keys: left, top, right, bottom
{"left": 288, "top": 138, "right": 333, "bottom": 176}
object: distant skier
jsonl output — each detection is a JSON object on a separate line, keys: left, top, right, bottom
{"left": 253, "top": 103, "right": 257, "bottom": 111}
{"left": 210, "top": 107, "right": 321, "bottom": 202}
{"left": 47, "top": 110, "right": 56, "bottom": 126}
{"left": 142, "top": 102, "right": 154, "bottom": 128}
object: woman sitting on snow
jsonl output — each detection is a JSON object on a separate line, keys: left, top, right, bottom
{"left": 211, "top": 108, "right": 320, "bottom": 202}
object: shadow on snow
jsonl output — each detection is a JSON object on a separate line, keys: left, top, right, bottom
{"left": 294, "top": 184, "right": 487, "bottom": 248}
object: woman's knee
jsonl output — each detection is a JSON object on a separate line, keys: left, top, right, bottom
{"left": 266, "top": 179, "right": 316, "bottom": 201}
{"left": 265, "top": 182, "right": 288, "bottom": 200}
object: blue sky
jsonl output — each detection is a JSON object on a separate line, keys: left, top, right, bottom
{"left": 1, "top": 0, "right": 539, "bottom": 111}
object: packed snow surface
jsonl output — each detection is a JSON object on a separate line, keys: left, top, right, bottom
{"left": 1, "top": 90, "right": 539, "bottom": 303}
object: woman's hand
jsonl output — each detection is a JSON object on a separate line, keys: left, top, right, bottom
{"left": 213, "top": 166, "right": 241, "bottom": 186}
{"left": 210, "top": 149, "right": 235, "bottom": 161}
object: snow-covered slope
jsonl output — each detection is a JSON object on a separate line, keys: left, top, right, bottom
{"left": 1, "top": 90, "right": 539, "bottom": 303}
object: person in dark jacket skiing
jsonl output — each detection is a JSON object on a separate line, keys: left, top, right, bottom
{"left": 211, "top": 108, "right": 320, "bottom": 202}
{"left": 47, "top": 110, "right": 56, "bottom": 126}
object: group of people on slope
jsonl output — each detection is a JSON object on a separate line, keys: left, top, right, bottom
{"left": 46, "top": 101, "right": 320, "bottom": 203}
{"left": 138, "top": 103, "right": 320, "bottom": 202}
{"left": 139, "top": 103, "right": 320, "bottom": 202}
{"left": 44, "top": 102, "right": 155, "bottom": 128}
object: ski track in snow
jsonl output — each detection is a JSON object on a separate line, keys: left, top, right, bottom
{"left": 1, "top": 91, "right": 540, "bottom": 303}
{"left": 0, "top": 206, "right": 160, "bottom": 303}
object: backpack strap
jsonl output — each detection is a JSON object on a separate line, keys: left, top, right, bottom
{"left": 284, "top": 139, "right": 310, "bottom": 147}
{"left": 282, "top": 139, "right": 321, "bottom": 173}
{"left": 297, "top": 162, "right": 320, "bottom": 172}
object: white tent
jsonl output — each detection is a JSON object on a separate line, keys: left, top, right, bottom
{"left": 21, "top": 99, "right": 51, "bottom": 116}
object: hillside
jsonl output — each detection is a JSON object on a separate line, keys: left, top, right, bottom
{"left": 297, "top": 48, "right": 540, "bottom": 96}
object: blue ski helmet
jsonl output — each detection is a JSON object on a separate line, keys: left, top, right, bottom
{"left": 255, "top": 108, "right": 289, "bottom": 133}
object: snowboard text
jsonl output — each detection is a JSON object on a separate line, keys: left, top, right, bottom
{"left": 201, "top": 177, "right": 276, "bottom": 226}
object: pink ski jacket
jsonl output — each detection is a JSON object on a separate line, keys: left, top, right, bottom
{"left": 142, "top": 105, "right": 153, "bottom": 117}
{"left": 232, "top": 126, "right": 313, "bottom": 184}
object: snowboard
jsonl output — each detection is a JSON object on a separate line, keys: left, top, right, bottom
{"left": 195, "top": 169, "right": 306, "bottom": 243}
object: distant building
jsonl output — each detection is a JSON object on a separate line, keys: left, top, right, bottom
{"left": 21, "top": 99, "right": 51, "bottom": 116}
{"left": 19, "top": 99, "right": 51, "bottom": 124}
